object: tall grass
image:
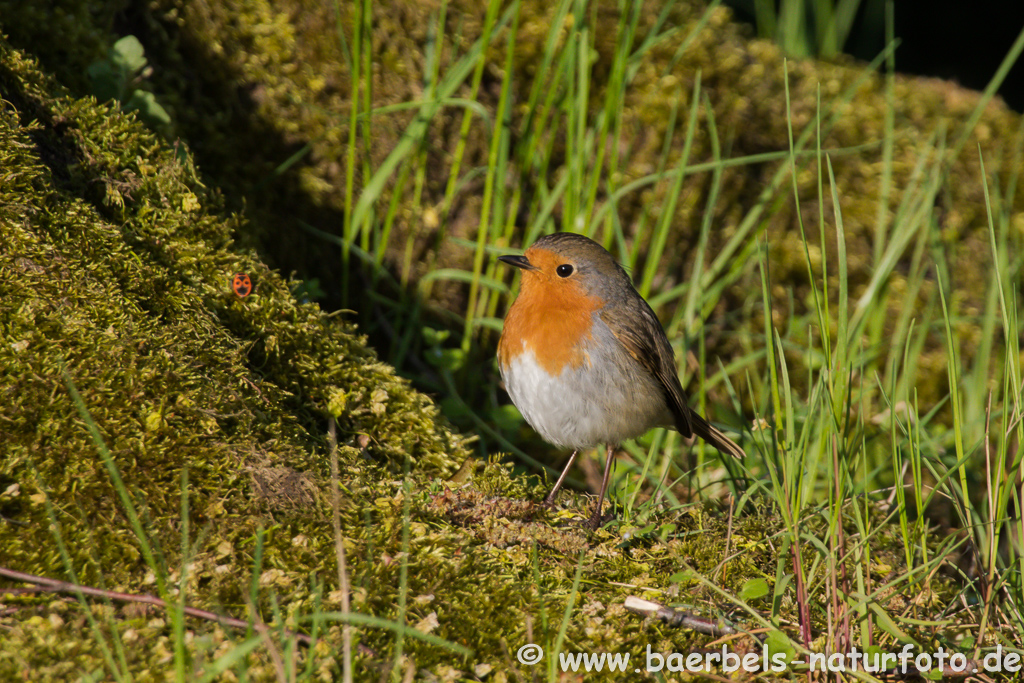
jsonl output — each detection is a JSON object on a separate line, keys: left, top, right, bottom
{"left": 333, "top": 0, "right": 1024, "bottom": 666}
{"left": 746, "top": 0, "right": 870, "bottom": 58}
{"left": 35, "top": 0, "right": 1024, "bottom": 679}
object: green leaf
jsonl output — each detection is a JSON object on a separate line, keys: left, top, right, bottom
{"left": 112, "top": 35, "right": 147, "bottom": 74}
{"left": 739, "top": 578, "right": 770, "bottom": 601}
{"left": 764, "top": 629, "right": 795, "bottom": 664}
{"left": 291, "top": 278, "right": 325, "bottom": 302}
{"left": 439, "top": 397, "right": 469, "bottom": 421}
{"left": 86, "top": 60, "right": 121, "bottom": 102}
{"left": 124, "top": 91, "right": 171, "bottom": 126}
{"left": 667, "top": 570, "right": 697, "bottom": 583}
{"left": 421, "top": 327, "right": 450, "bottom": 346}
{"left": 426, "top": 346, "right": 466, "bottom": 371}
{"left": 488, "top": 403, "right": 522, "bottom": 432}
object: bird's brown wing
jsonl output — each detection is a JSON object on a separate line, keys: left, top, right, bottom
{"left": 599, "top": 302, "right": 745, "bottom": 459}
{"left": 599, "top": 302, "right": 694, "bottom": 435}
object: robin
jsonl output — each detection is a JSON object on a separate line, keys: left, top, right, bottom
{"left": 497, "top": 232, "right": 745, "bottom": 529}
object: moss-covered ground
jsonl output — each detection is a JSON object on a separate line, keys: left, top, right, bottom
{"left": 2, "top": 0, "right": 1023, "bottom": 680}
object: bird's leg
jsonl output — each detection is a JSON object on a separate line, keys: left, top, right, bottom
{"left": 587, "top": 444, "right": 617, "bottom": 530}
{"left": 543, "top": 450, "right": 578, "bottom": 506}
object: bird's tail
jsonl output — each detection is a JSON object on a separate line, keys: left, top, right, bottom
{"left": 689, "top": 412, "right": 746, "bottom": 459}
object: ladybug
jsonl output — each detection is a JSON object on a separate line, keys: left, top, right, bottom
{"left": 231, "top": 272, "right": 253, "bottom": 298}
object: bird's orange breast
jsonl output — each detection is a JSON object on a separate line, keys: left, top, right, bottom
{"left": 498, "top": 271, "right": 605, "bottom": 376}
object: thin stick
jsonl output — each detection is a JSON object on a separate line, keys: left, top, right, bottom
{"left": 329, "top": 418, "right": 354, "bottom": 683}
{"left": 0, "top": 566, "right": 312, "bottom": 646}
{"left": 544, "top": 449, "right": 580, "bottom": 505}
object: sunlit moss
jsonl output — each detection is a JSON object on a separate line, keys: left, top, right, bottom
{"left": 0, "top": 2, "right": 1002, "bottom": 678}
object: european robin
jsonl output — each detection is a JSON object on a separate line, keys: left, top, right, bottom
{"left": 497, "top": 232, "right": 745, "bottom": 528}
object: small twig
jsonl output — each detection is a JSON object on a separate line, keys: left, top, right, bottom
{"left": 792, "top": 533, "right": 812, "bottom": 648}
{"left": 975, "top": 391, "right": 996, "bottom": 663}
{"left": 245, "top": 593, "right": 288, "bottom": 680}
{"left": 0, "top": 566, "right": 312, "bottom": 646}
{"left": 714, "top": 499, "right": 736, "bottom": 581}
{"left": 329, "top": 417, "right": 354, "bottom": 683}
{"left": 624, "top": 596, "right": 736, "bottom": 637}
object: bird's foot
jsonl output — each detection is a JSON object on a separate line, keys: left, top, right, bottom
{"left": 584, "top": 505, "right": 608, "bottom": 531}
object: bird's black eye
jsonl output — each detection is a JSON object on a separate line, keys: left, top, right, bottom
{"left": 556, "top": 264, "right": 574, "bottom": 278}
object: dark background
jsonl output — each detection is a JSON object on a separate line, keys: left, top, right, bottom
{"left": 726, "top": 0, "right": 1024, "bottom": 113}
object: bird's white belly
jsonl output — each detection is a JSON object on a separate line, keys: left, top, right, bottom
{"left": 500, "top": 337, "right": 672, "bottom": 449}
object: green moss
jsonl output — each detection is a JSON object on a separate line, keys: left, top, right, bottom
{"left": 0, "top": 34, "right": 469, "bottom": 677}
{"left": 0, "top": 4, "right": 1006, "bottom": 679}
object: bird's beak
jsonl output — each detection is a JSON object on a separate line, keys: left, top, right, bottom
{"left": 498, "top": 254, "right": 537, "bottom": 270}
